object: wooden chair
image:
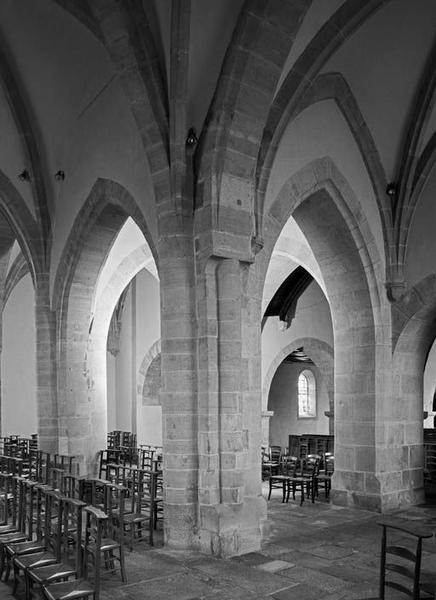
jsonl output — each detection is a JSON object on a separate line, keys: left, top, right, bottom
{"left": 41, "top": 505, "right": 102, "bottom": 600}
{"left": 268, "top": 456, "right": 297, "bottom": 502}
{"left": 0, "top": 473, "right": 18, "bottom": 528}
{"left": 357, "top": 518, "right": 436, "bottom": 600}
{"left": 61, "top": 473, "right": 85, "bottom": 500}
{"left": 286, "top": 458, "right": 316, "bottom": 505}
{"left": 121, "top": 468, "right": 157, "bottom": 549}
{"left": 314, "top": 454, "right": 334, "bottom": 500}
{"left": 102, "top": 482, "right": 128, "bottom": 574}
{"left": 8, "top": 488, "right": 62, "bottom": 592}
{"left": 298, "top": 437, "right": 309, "bottom": 459}
{"left": 97, "top": 449, "right": 121, "bottom": 480}
{"left": 0, "top": 477, "right": 34, "bottom": 578}
{"left": 53, "top": 455, "right": 75, "bottom": 475}
{"left": 269, "top": 446, "right": 282, "bottom": 463}
{"left": 26, "top": 496, "right": 86, "bottom": 599}
{"left": 262, "top": 448, "right": 280, "bottom": 480}
{"left": 48, "top": 468, "right": 65, "bottom": 492}
{"left": 424, "top": 444, "right": 436, "bottom": 497}
{"left": 153, "top": 469, "right": 163, "bottom": 532}
{"left": 261, "top": 450, "right": 274, "bottom": 480}
{"left": 80, "top": 479, "right": 107, "bottom": 509}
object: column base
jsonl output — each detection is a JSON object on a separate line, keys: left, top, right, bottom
{"left": 198, "top": 496, "right": 267, "bottom": 557}
{"left": 331, "top": 485, "right": 425, "bottom": 512}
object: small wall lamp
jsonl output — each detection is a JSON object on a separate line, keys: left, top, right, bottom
{"left": 54, "top": 170, "right": 65, "bottom": 181}
{"left": 386, "top": 182, "right": 397, "bottom": 197}
{"left": 186, "top": 127, "right": 197, "bottom": 147}
{"left": 18, "top": 170, "right": 30, "bottom": 182}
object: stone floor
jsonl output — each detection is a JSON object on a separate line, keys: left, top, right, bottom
{"left": 3, "top": 485, "right": 436, "bottom": 599}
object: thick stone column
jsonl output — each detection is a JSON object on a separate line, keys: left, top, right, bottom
{"left": 196, "top": 257, "right": 265, "bottom": 556}
{"left": 35, "top": 283, "right": 58, "bottom": 454}
{"left": 159, "top": 230, "right": 199, "bottom": 550}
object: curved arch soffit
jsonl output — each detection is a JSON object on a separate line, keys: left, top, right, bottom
{"left": 392, "top": 273, "right": 436, "bottom": 360}
{"left": 255, "top": 0, "right": 388, "bottom": 232}
{"left": 53, "top": 177, "right": 158, "bottom": 317}
{"left": 294, "top": 73, "right": 388, "bottom": 239}
{"left": 257, "top": 73, "right": 389, "bottom": 240}
{"left": 90, "top": 244, "right": 159, "bottom": 343}
{"left": 4, "top": 252, "right": 30, "bottom": 306}
{"left": 263, "top": 337, "right": 334, "bottom": 411}
{"left": 0, "top": 169, "right": 41, "bottom": 283}
{"left": 138, "top": 339, "right": 161, "bottom": 406}
{"left": 265, "top": 245, "right": 326, "bottom": 307}
{"left": 261, "top": 157, "right": 385, "bottom": 332}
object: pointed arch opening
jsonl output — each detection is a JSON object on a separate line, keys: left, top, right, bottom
{"left": 259, "top": 158, "right": 393, "bottom": 511}
{"left": 54, "top": 179, "right": 158, "bottom": 474}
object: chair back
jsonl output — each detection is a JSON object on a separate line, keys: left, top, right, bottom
{"left": 61, "top": 496, "right": 87, "bottom": 574}
{"left": 281, "top": 456, "right": 298, "bottom": 476}
{"left": 269, "top": 446, "right": 281, "bottom": 463}
{"left": 42, "top": 489, "right": 64, "bottom": 556}
{"left": 378, "top": 518, "right": 433, "bottom": 600}
{"left": 324, "top": 454, "right": 334, "bottom": 475}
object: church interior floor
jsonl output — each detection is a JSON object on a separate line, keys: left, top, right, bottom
{"left": 4, "top": 484, "right": 436, "bottom": 600}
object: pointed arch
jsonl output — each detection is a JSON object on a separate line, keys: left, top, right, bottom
{"left": 263, "top": 337, "right": 334, "bottom": 416}
{"left": 88, "top": 1, "right": 171, "bottom": 210}
{"left": 54, "top": 179, "right": 157, "bottom": 473}
{"left": 391, "top": 273, "right": 436, "bottom": 503}
{"left": 0, "top": 31, "right": 52, "bottom": 254}
{"left": 256, "top": 157, "right": 397, "bottom": 510}
{"left": 255, "top": 0, "right": 389, "bottom": 241}
{"left": 53, "top": 178, "right": 157, "bottom": 315}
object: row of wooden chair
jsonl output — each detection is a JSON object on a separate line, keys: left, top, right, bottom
{"left": 0, "top": 435, "right": 38, "bottom": 458}
{"left": 0, "top": 452, "right": 77, "bottom": 485}
{"left": 267, "top": 454, "right": 334, "bottom": 505}
{"left": 102, "top": 462, "right": 163, "bottom": 546}
{"left": 98, "top": 447, "right": 162, "bottom": 479}
{"left": 0, "top": 472, "right": 128, "bottom": 600}
{"left": 106, "top": 431, "right": 136, "bottom": 454}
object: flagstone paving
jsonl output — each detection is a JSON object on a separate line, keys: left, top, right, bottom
{"left": 3, "top": 485, "right": 436, "bottom": 599}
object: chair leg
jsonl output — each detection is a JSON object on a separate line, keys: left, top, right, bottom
{"left": 12, "top": 562, "right": 18, "bottom": 594}
{"left": 281, "top": 481, "right": 286, "bottom": 503}
{"left": 268, "top": 479, "right": 272, "bottom": 500}
{"left": 310, "top": 481, "right": 315, "bottom": 503}
{"left": 4, "top": 555, "right": 11, "bottom": 583}
{"left": 0, "top": 548, "right": 5, "bottom": 580}
{"left": 119, "top": 546, "right": 126, "bottom": 583}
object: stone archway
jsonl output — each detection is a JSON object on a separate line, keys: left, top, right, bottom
{"left": 88, "top": 245, "right": 158, "bottom": 451}
{"left": 256, "top": 157, "right": 399, "bottom": 511}
{"left": 262, "top": 338, "right": 334, "bottom": 445}
{"left": 54, "top": 179, "right": 156, "bottom": 473}
{"left": 391, "top": 274, "right": 436, "bottom": 504}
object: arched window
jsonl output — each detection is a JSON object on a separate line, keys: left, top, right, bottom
{"left": 298, "top": 369, "right": 316, "bottom": 418}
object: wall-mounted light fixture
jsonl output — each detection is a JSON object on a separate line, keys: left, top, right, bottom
{"left": 54, "top": 170, "right": 65, "bottom": 181}
{"left": 386, "top": 182, "right": 397, "bottom": 197}
{"left": 18, "top": 169, "right": 30, "bottom": 182}
{"left": 186, "top": 127, "right": 197, "bottom": 147}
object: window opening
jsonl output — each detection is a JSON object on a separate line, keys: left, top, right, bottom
{"left": 298, "top": 369, "right": 316, "bottom": 418}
